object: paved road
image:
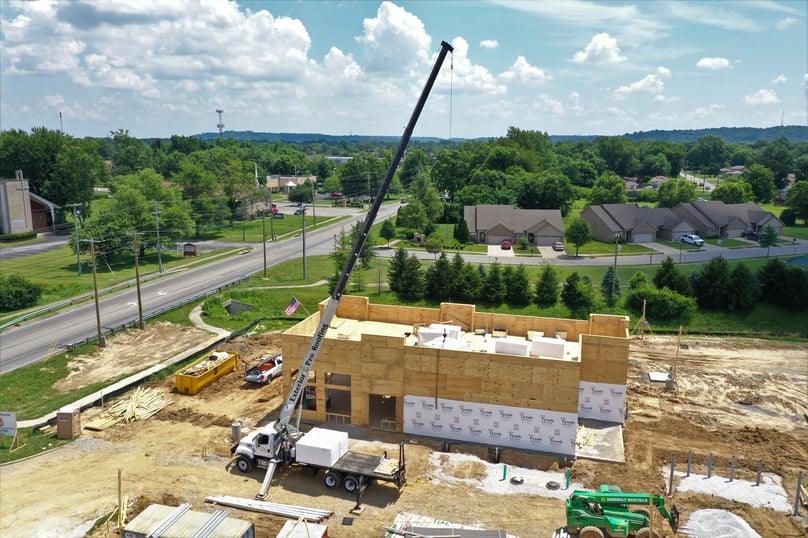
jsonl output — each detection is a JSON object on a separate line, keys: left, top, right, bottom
{"left": 0, "top": 203, "right": 397, "bottom": 374}
{"left": 2, "top": 202, "right": 806, "bottom": 373}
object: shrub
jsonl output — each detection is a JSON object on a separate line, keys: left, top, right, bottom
{"left": 626, "top": 286, "right": 696, "bottom": 322}
{"left": 0, "top": 274, "right": 43, "bottom": 312}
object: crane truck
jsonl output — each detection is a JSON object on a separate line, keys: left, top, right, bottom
{"left": 231, "top": 40, "right": 454, "bottom": 500}
{"left": 566, "top": 484, "right": 679, "bottom": 538}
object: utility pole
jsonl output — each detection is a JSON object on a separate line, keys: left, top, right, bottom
{"left": 311, "top": 179, "right": 316, "bottom": 226}
{"left": 302, "top": 207, "right": 307, "bottom": 280}
{"left": 132, "top": 230, "right": 145, "bottom": 330}
{"left": 83, "top": 238, "right": 106, "bottom": 348}
{"left": 612, "top": 233, "right": 621, "bottom": 300}
{"left": 65, "top": 203, "right": 83, "bottom": 275}
{"left": 153, "top": 202, "right": 164, "bottom": 273}
{"left": 267, "top": 179, "right": 276, "bottom": 240}
{"left": 262, "top": 210, "right": 267, "bottom": 278}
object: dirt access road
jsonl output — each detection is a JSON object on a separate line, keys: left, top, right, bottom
{"left": 1, "top": 323, "right": 806, "bottom": 537}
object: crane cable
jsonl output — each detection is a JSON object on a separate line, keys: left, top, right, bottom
{"left": 449, "top": 48, "right": 454, "bottom": 140}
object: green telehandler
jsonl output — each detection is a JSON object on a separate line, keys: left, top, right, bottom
{"left": 566, "top": 484, "right": 680, "bottom": 537}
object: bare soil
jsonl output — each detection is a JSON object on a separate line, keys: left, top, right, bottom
{"left": 1, "top": 324, "right": 806, "bottom": 538}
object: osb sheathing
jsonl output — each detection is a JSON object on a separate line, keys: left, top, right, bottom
{"left": 283, "top": 297, "right": 628, "bottom": 427}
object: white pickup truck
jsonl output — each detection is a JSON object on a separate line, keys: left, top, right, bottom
{"left": 243, "top": 354, "right": 283, "bottom": 384}
{"left": 681, "top": 234, "right": 705, "bottom": 247}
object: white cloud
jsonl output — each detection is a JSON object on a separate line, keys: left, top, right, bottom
{"left": 480, "top": 39, "right": 498, "bottom": 49}
{"left": 744, "top": 89, "right": 780, "bottom": 105}
{"left": 567, "top": 92, "right": 583, "bottom": 113}
{"left": 538, "top": 94, "right": 564, "bottom": 115}
{"left": 498, "top": 56, "right": 551, "bottom": 84}
{"left": 44, "top": 94, "right": 65, "bottom": 107}
{"left": 776, "top": 17, "right": 798, "bottom": 30}
{"left": 356, "top": 1, "right": 431, "bottom": 74}
{"left": 691, "top": 104, "right": 725, "bottom": 119}
{"left": 771, "top": 75, "right": 787, "bottom": 85}
{"left": 665, "top": 2, "right": 758, "bottom": 32}
{"left": 438, "top": 37, "right": 505, "bottom": 96}
{"left": 614, "top": 67, "right": 670, "bottom": 99}
{"left": 572, "top": 33, "right": 626, "bottom": 64}
{"left": 696, "top": 57, "right": 731, "bottom": 70}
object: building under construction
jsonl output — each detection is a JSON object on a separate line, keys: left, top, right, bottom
{"left": 280, "top": 296, "right": 629, "bottom": 457}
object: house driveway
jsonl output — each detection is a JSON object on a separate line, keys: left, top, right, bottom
{"left": 487, "top": 244, "right": 515, "bottom": 257}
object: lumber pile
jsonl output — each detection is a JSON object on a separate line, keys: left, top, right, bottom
{"left": 205, "top": 495, "right": 332, "bottom": 522}
{"left": 84, "top": 387, "right": 173, "bottom": 431}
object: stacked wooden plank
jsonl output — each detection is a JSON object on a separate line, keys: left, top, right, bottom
{"left": 205, "top": 495, "right": 332, "bottom": 522}
{"left": 84, "top": 387, "right": 173, "bottom": 431}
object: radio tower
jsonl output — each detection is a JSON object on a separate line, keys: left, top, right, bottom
{"left": 216, "top": 108, "right": 224, "bottom": 136}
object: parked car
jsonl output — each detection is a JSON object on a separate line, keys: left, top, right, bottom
{"left": 742, "top": 230, "right": 763, "bottom": 240}
{"left": 244, "top": 354, "right": 283, "bottom": 384}
{"left": 294, "top": 206, "right": 306, "bottom": 215}
{"left": 681, "top": 234, "right": 705, "bottom": 247}
{"left": 552, "top": 241, "right": 565, "bottom": 251}
{"left": 500, "top": 239, "right": 512, "bottom": 250}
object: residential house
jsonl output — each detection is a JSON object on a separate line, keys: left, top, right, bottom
{"left": 672, "top": 200, "right": 783, "bottom": 238}
{"left": 649, "top": 176, "right": 670, "bottom": 189}
{"left": 719, "top": 165, "right": 746, "bottom": 177}
{"left": 581, "top": 204, "right": 695, "bottom": 244}
{"left": 463, "top": 205, "right": 564, "bottom": 246}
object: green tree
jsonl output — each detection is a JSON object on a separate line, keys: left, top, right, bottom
{"left": 431, "top": 148, "right": 472, "bottom": 201}
{"left": 425, "top": 232, "right": 443, "bottom": 259}
{"left": 453, "top": 218, "right": 470, "bottom": 243}
{"left": 728, "top": 263, "right": 760, "bottom": 312}
{"left": 752, "top": 138, "right": 793, "bottom": 189}
{"left": 425, "top": 251, "right": 454, "bottom": 301}
{"left": 687, "top": 135, "right": 727, "bottom": 170}
{"left": 453, "top": 263, "right": 483, "bottom": 303}
{"left": 600, "top": 265, "right": 621, "bottom": 306}
{"left": 653, "top": 256, "right": 693, "bottom": 296}
{"left": 399, "top": 147, "right": 429, "bottom": 190}
{"left": 629, "top": 271, "right": 650, "bottom": 290}
{"left": 173, "top": 160, "right": 226, "bottom": 236}
{"left": 742, "top": 164, "right": 777, "bottom": 203}
{"left": 338, "top": 152, "right": 388, "bottom": 200}
{"left": 481, "top": 261, "right": 506, "bottom": 304}
{"left": 409, "top": 173, "right": 443, "bottom": 222}
{"left": 785, "top": 180, "right": 808, "bottom": 224}
{"left": 757, "top": 258, "right": 808, "bottom": 310}
{"left": 380, "top": 219, "right": 396, "bottom": 247}
{"left": 0, "top": 274, "right": 44, "bottom": 312}
{"left": 396, "top": 200, "right": 429, "bottom": 232}
{"left": 593, "top": 137, "right": 639, "bottom": 176}
{"left": 656, "top": 178, "right": 698, "bottom": 208}
{"left": 692, "top": 256, "right": 731, "bottom": 309}
{"left": 625, "top": 286, "right": 696, "bottom": 322}
{"left": 588, "top": 172, "right": 627, "bottom": 206}
{"left": 561, "top": 272, "right": 595, "bottom": 313}
{"left": 504, "top": 264, "right": 532, "bottom": 305}
{"left": 534, "top": 264, "right": 560, "bottom": 305}
{"left": 449, "top": 252, "right": 466, "bottom": 300}
{"left": 565, "top": 218, "right": 592, "bottom": 256}
{"left": 387, "top": 245, "right": 408, "bottom": 294}
{"left": 709, "top": 180, "right": 754, "bottom": 204}
{"left": 397, "top": 253, "right": 425, "bottom": 301}
{"left": 758, "top": 224, "right": 778, "bottom": 256}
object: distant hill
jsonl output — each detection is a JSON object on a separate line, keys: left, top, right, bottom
{"left": 194, "top": 125, "right": 808, "bottom": 145}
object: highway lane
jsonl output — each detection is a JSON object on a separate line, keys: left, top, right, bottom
{"left": 0, "top": 204, "right": 399, "bottom": 374}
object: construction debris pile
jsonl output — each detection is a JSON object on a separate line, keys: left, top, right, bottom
{"left": 84, "top": 387, "right": 173, "bottom": 431}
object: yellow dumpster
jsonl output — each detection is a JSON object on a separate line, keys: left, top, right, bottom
{"left": 175, "top": 350, "right": 239, "bottom": 395}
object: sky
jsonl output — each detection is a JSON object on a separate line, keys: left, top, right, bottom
{"left": 1, "top": 0, "right": 807, "bottom": 140}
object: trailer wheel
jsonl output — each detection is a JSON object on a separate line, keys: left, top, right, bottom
{"left": 343, "top": 476, "right": 359, "bottom": 493}
{"left": 579, "top": 526, "right": 604, "bottom": 538}
{"left": 632, "top": 507, "right": 651, "bottom": 520}
{"left": 323, "top": 471, "right": 342, "bottom": 488}
{"left": 235, "top": 457, "right": 253, "bottom": 473}
{"left": 636, "top": 528, "right": 660, "bottom": 538}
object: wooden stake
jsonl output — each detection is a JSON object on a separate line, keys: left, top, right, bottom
{"left": 118, "top": 468, "right": 123, "bottom": 529}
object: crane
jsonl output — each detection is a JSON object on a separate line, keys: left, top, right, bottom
{"left": 253, "top": 40, "right": 454, "bottom": 499}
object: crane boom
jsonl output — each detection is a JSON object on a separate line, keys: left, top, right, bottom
{"left": 256, "top": 40, "right": 454, "bottom": 499}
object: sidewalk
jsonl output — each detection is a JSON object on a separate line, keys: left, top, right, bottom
{"left": 17, "top": 305, "right": 229, "bottom": 430}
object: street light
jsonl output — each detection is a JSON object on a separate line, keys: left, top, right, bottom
{"left": 612, "top": 233, "right": 622, "bottom": 299}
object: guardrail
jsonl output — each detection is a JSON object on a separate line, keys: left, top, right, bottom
{"left": 48, "top": 275, "right": 250, "bottom": 354}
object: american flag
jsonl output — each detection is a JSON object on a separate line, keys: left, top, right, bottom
{"left": 284, "top": 297, "right": 302, "bottom": 315}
